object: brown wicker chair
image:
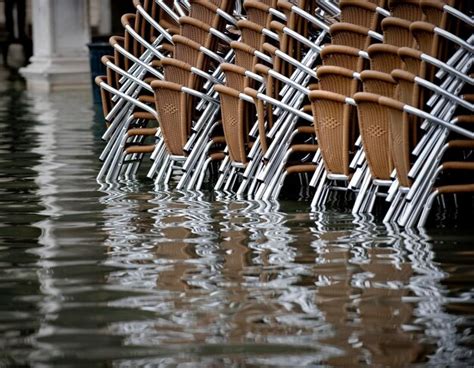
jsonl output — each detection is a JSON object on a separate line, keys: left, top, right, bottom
{"left": 321, "top": 44, "right": 368, "bottom": 72}
{"left": 309, "top": 90, "right": 358, "bottom": 201}
{"left": 340, "top": 0, "right": 382, "bottom": 30}
{"left": 381, "top": 17, "right": 417, "bottom": 47}
{"left": 214, "top": 84, "right": 254, "bottom": 167}
{"left": 360, "top": 70, "right": 398, "bottom": 96}
{"left": 329, "top": 23, "right": 375, "bottom": 51}
{"left": 367, "top": 43, "right": 404, "bottom": 73}
{"left": 388, "top": 0, "right": 425, "bottom": 21}
{"left": 316, "top": 65, "right": 361, "bottom": 96}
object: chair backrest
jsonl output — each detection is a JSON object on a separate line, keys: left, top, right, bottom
{"left": 316, "top": 65, "right": 360, "bottom": 96}
{"left": 237, "top": 20, "right": 266, "bottom": 50}
{"left": 179, "top": 16, "right": 212, "bottom": 48}
{"left": 329, "top": 23, "right": 373, "bottom": 51}
{"left": 95, "top": 76, "right": 113, "bottom": 123}
{"left": 214, "top": 84, "right": 250, "bottom": 164}
{"left": 391, "top": 69, "right": 417, "bottom": 102}
{"left": 367, "top": 43, "right": 404, "bottom": 73}
{"left": 360, "top": 70, "right": 397, "bottom": 97}
{"left": 378, "top": 96, "right": 413, "bottom": 187}
{"left": 321, "top": 44, "right": 366, "bottom": 71}
{"left": 109, "top": 36, "right": 127, "bottom": 86}
{"left": 340, "top": 0, "right": 380, "bottom": 30}
{"left": 354, "top": 92, "right": 393, "bottom": 180}
{"left": 243, "top": 0, "right": 272, "bottom": 27}
{"left": 161, "top": 57, "right": 195, "bottom": 86}
{"left": 275, "top": 0, "right": 311, "bottom": 61}
{"left": 397, "top": 47, "right": 424, "bottom": 75}
{"left": 189, "top": 0, "right": 220, "bottom": 28}
{"left": 172, "top": 35, "right": 205, "bottom": 69}
{"left": 230, "top": 41, "right": 258, "bottom": 71}
{"left": 221, "top": 63, "right": 248, "bottom": 91}
{"left": 388, "top": 0, "right": 424, "bottom": 21}
{"left": 309, "top": 90, "right": 356, "bottom": 176}
{"left": 151, "top": 80, "right": 191, "bottom": 156}
{"left": 381, "top": 17, "right": 416, "bottom": 47}
{"left": 409, "top": 21, "right": 441, "bottom": 57}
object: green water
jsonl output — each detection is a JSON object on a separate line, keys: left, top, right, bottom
{"left": 0, "top": 73, "right": 473, "bottom": 366}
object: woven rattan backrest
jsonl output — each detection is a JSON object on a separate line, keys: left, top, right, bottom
{"left": 420, "top": 0, "right": 449, "bottom": 27}
{"left": 95, "top": 76, "right": 113, "bottom": 121}
{"left": 340, "top": 0, "right": 380, "bottom": 30}
{"left": 237, "top": 20, "right": 266, "bottom": 50}
{"left": 321, "top": 44, "right": 366, "bottom": 71}
{"left": 275, "top": 0, "right": 311, "bottom": 64}
{"left": 189, "top": 0, "right": 220, "bottom": 28}
{"left": 391, "top": 69, "right": 418, "bottom": 104}
{"left": 389, "top": 0, "right": 424, "bottom": 21}
{"left": 310, "top": 90, "right": 353, "bottom": 176}
{"left": 330, "top": 23, "right": 373, "bottom": 50}
{"left": 161, "top": 58, "right": 194, "bottom": 86}
{"left": 354, "top": 92, "right": 393, "bottom": 180}
{"left": 244, "top": 87, "right": 271, "bottom": 153}
{"left": 367, "top": 0, "right": 387, "bottom": 6}
{"left": 253, "top": 59, "right": 279, "bottom": 130}
{"left": 151, "top": 81, "right": 189, "bottom": 156}
{"left": 121, "top": 14, "right": 139, "bottom": 69}
{"left": 109, "top": 36, "right": 126, "bottom": 86}
{"left": 259, "top": 0, "right": 277, "bottom": 7}
{"left": 158, "top": 0, "right": 180, "bottom": 31}
{"left": 214, "top": 84, "right": 249, "bottom": 164}
{"left": 100, "top": 55, "right": 119, "bottom": 90}
{"left": 210, "top": 0, "right": 234, "bottom": 14}
{"left": 378, "top": 96, "right": 412, "bottom": 187}
{"left": 244, "top": 0, "right": 273, "bottom": 27}
{"left": 397, "top": 47, "right": 424, "bottom": 75}
{"left": 409, "top": 21, "right": 441, "bottom": 57}
{"left": 381, "top": 17, "right": 417, "bottom": 47}
{"left": 172, "top": 35, "right": 205, "bottom": 68}
{"left": 360, "top": 70, "right": 397, "bottom": 96}
{"left": 317, "top": 66, "right": 360, "bottom": 96}
{"left": 367, "top": 43, "right": 403, "bottom": 73}
{"left": 179, "top": 16, "right": 210, "bottom": 47}
{"left": 230, "top": 41, "right": 258, "bottom": 71}
{"left": 221, "top": 63, "right": 248, "bottom": 91}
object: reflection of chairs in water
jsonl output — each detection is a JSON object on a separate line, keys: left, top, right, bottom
{"left": 154, "top": 224, "right": 196, "bottom": 292}
{"left": 310, "top": 216, "right": 429, "bottom": 365}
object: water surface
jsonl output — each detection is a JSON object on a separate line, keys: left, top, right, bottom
{"left": 0, "top": 73, "right": 473, "bottom": 366}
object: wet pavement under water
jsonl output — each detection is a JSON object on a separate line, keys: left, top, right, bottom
{"left": 0, "top": 71, "right": 473, "bottom": 366}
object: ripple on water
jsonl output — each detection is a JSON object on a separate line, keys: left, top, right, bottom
{"left": 0, "top": 75, "right": 473, "bottom": 366}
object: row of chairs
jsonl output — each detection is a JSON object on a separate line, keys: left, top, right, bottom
{"left": 95, "top": 0, "right": 473, "bottom": 227}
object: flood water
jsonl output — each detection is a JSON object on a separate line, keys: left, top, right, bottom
{"left": 0, "top": 72, "right": 473, "bottom": 366}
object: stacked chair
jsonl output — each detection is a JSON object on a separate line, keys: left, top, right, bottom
{"left": 95, "top": 0, "right": 473, "bottom": 228}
